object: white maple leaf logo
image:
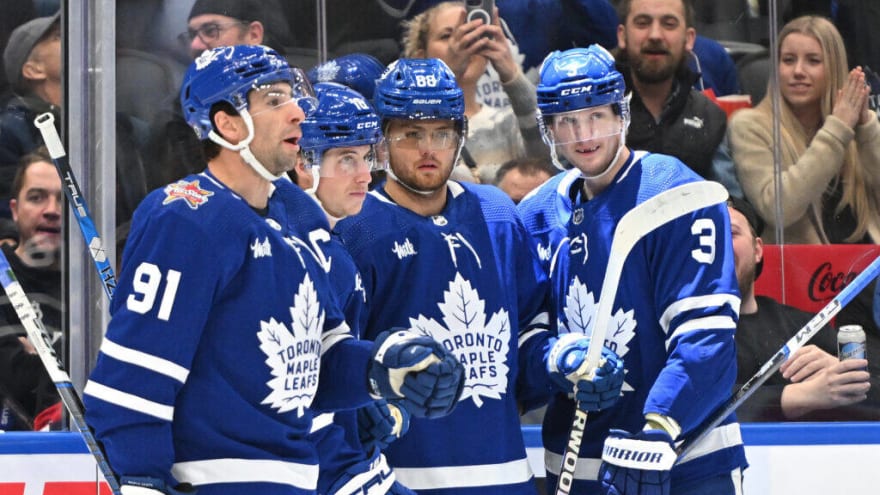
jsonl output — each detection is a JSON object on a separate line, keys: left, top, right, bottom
{"left": 410, "top": 273, "right": 510, "bottom": 407}
{"left": 258, "top": 274, "right": 324, "bottom": 417}
{"left": 561, "top": 276, "right": 636, "bottom": 392}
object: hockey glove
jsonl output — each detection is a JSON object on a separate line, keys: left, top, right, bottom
{"left": 546, "top": 334, "right": 625, "bottom": 411}
{"left": 369, "top": 329, "right": 465, "bottom": 418}
{"left": 598, "top": 429, "right": 676, "bottom": 495}
{"left": 120, "top": 476, "right": 195, "bottom": 495}
{"left": 357, "top": 398, "right": 411, "bottom": 452}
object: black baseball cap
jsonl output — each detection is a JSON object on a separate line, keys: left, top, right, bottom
{"left": 728, "top": 196, "right": 765, "bottom": 278}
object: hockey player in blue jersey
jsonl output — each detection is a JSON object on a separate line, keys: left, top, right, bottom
{"left": 297, "top": 81, "right": 416, "bottom": 495}
{"left": 83, "top": 46, "right": 464, "bottom": 495}
{"left": 334, "top": 57, "right": 625, "bottom": 495}
{"left": 517, "top": 46, "right": 748, "bottom": 494}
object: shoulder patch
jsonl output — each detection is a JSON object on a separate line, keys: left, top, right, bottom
{"left": 162, "top": 179, "right": 214, "bottom": 210}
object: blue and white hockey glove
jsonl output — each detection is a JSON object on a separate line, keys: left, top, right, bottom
{"left": 369, "top": 329, "right": 465, "bottom": 418}
{"left": 546, "top": 334, "right": 625, "bottom": 411}
{"left": 357, "top": 398, "right": 411, "bottom": 453}
{"left": 327, "top": 448, "right": 414, "bottom": 495}
{"left": 599, "top": 428, "right": 676, "bottom": 495}
{"left": 120, "top": 476, "right": 195, "bottom": 495}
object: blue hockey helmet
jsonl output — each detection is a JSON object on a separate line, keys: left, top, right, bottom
{"left": 300, "top": 82, "right": 387, "bottom": 174}
{"left": 307, "top": 53, "right": 385, "bottom": 101}
{"left": 180, "top": 45, "right": 317, "bottom": 140}
{"left": 536, "top": 46, "right": 630, "bottom": 173}
{"left": 536, "top": 45, "right": 626, "bottom": 117}
{"left": 374, "top": 58, "right": 465, "bottom": 127}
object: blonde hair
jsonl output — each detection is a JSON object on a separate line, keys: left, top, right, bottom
{"left": 401, "top": 1, "right": 460, "bottom": 58}
{"left": 759, "top": 15, "right": 878, "bottom": 242}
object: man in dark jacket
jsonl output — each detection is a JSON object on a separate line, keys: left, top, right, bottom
{"left": 615, "top": 0, "right": 742, "bottom": 197}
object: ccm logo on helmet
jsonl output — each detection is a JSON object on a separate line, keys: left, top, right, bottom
{"left": 560, "top": 86, "right": 595, "bottom": 96}
{"left": 356, "top": 122, "right": 379, "bottom": 129}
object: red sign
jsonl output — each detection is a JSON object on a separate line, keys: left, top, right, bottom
{"left": 755, "top": 244, "right": 880, "bottom": 313}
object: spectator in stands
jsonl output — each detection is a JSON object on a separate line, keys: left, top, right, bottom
{"left": 0, "top": 12, "right": 60, "bottom": 220}
{"left": 0, "top": 147, "right": 62, "bottom": 431}
{"left": 145, "top": 0, "right": 280, "bottom": 191}
{"left": 181, "top": 0, "right": 273, "bottom": 59}
{"left": 494, "top": 157, "right": 557, "bottom": 204}
{"left": 729, "top": 15, "right": 880, "bottom": 245}
{"left": 401, "top": 2, "right": 549, "bottom": 184}
{"left": 615, "top": 0, "right": 743, "bottom": 197}
{"left": 728, "top": 196, "right": 877, "bottom": 421}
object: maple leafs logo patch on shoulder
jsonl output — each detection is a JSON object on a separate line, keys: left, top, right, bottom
{"left": 162, "top": 180, "right": 214, "bottom": 210}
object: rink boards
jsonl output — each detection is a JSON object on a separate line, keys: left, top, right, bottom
{"left": 1, "top": 422, "right": 879, "bottom": 495}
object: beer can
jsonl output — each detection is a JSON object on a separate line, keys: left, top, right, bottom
{"left": 838, "top": 324, "right": 867, "bottom": 361}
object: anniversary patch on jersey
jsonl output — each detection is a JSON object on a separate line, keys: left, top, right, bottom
{"left": 561, "top": 276, "right": 636, "bottom": 393}
{"left": 257, "top": 274, "right": 324, "bottom": 417}
{"left": 162, "top": 180, "right": 214, "bottom": 210}
{"left": 410, "top": 273, "right": 510, "bottom": 407}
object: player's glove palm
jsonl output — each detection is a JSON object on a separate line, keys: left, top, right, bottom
{"left": 546, "top": 334, "right": 625, "bottom": 411}
{"left": 357, "top": 398, "right": 411, "bottom": 452}
{"left": 369, "top": 329, "right": 465, "bottom": 418}
{"left": 599, "top": 429, "right": 676, "bottom": 495}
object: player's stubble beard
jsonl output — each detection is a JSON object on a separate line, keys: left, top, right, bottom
{"left": 388, "top": 151, "right": 453, "bottom": 195}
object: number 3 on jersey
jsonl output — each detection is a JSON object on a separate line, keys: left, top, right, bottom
{"left": 690, "top": 218, "right": 716, "bottom": 264}
{"left": 127, "top": 262, "right": 182, "bottom": 321}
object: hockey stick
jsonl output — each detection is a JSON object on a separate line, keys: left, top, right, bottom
{"left": 34, "top": 112, "right": 117, "bottom": 300}
{"left": 0, "top": 248, "right": 122, "bottom": 494}
{"left": 554, "top": 181, "right": 729, "bottom": 495}
{"left": 676, "top": 253, "right": 880, "bottom": 460}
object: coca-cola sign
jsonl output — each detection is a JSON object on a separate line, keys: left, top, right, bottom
{"left": 755, "top": 245, "right": 880, "bottom": 314}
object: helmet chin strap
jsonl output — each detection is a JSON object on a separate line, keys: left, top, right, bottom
{"left": 386, "top": 166, "right": 436, "bottom": 195}
{"left": 208, "top": 109, "right": 284, "bottom": 182}
{"left": 307, "top": 166, "right": 321, "bottom": 194}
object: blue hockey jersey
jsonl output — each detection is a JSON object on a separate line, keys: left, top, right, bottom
{"left": 517, "top": 152, "right": 748, "bottom": 492}
{"left": 84, "top": 172, "right": 374, "bottom": 495}
{"left": 306, "top": 225, "right": 401, "bottom": 494}
{"left": 335, "top": 181, "right": 554, "bottom": 495}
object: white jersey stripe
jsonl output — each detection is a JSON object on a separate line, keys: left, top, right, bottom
{"left": 659, "top": 294, "right": 741, "bottom": 333}
{"left": 171, "top": 458, "right": 318, "bottom": 489}
{"left": 676, "top": 422, "right": 743, "bottom": 465}
{"left": 518, "top": 327, "right": 548, "bottom": 347}
{"left": 100, "top": 338, "right": 189, "bottom": 383}
{"left": 668, "top": 316, "right": 737, "bottom": 349}
{"left": 83, "top": 381, "right": 174, "bottom": 421}
{"left": 309, "top": 412, "right": 334, "bottom": 433}
{"left": 544, "top": 423, "right": 743, "bottom": 480}
{"left": 394, "top": 457, "right": 533, "bottom": 490}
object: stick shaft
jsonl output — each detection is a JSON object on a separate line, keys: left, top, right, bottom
{"left": 0, "top": 249, "right": 121, "bottom": 494}
{"left": 555, "top": 181, "right": 728, "bottom": 494}
{"left": 676, "top": 254, "right": 880, "bottom": 459}
{"left": 34, "top": 112, "right": 117, "bottom": 300}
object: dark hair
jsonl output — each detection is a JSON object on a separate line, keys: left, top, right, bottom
{"left": 11, "top": 146, "right": 52, "bottom": 200}
{"left": 727, "top": 196, "right": 764, "bottom": 237}
{"left": 201, "top": 101, "right": 239, "bottom": 161}
{"left": 494, "top": 157, "right": 558, "bottom": 186}
{"left": 616, "top": 0, "right": 695, "bottom": 28}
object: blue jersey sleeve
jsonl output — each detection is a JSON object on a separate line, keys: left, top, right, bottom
{"left": 643, "top": 201, "right": 740, "bottom": 433}
{"left": 85, "top": 201, "right": 233, "bottom": 485}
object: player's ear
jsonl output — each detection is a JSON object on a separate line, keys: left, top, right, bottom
{"left": 212, "top": 109, "right": 245, "bottom": 143}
